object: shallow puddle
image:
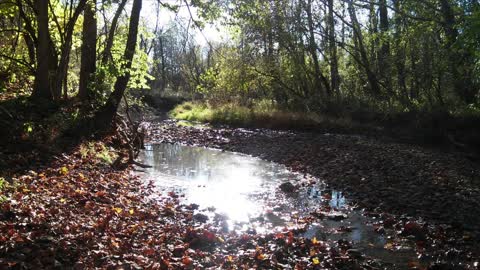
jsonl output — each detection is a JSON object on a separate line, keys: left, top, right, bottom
{"left": 138, "top": 143, "right": 419, "bottom": 268}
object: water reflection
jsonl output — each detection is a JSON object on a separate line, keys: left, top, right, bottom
{"left": 140, "top": 143, "right": 297, "bottom": 222}
{"left": 138, "top": 143, "right": 418, "bottom": 267}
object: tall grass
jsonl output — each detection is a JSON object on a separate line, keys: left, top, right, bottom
{"left": 170, "top": 101, "right": 358, "bottom": 130}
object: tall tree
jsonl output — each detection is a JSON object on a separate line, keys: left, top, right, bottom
{"left": 392, "top": 0, "right": 408, "bottom": 103}
{"left": 305, "top": 0, "right": 330, "bottom": 97}
{"left": 378, "top": 0, "right": 392, "bottom": 95}
{"left": 327, "top": 0, "right": 339, "bottom": 95}
{"left": 78, "top": 0, "right": 97, "bottom": 100}
{"left": 95, "top": 0, "right": 142, "bottom": 127}
{"left": 53, "top": 0, "right": 87, "bottom": 99}
{"left": 347, "top": 0, "right": 381, "bottom": 97}
{"left": 102, "top": 0, "right": 128, "bottom": 65}
{"left": 439, "top": 0, "right": 477, "bottom": 104}
{"left": 32, "top": 0, "right": 51, "bottom": 100}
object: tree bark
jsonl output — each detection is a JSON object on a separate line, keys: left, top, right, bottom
{"left": 327, "top": 0, "right": 339, "bottom": 94}
{"left": 159, "top": 35, "right": 166, "bottom": 91}
{"left": 378, "top": 0, "right": 392, "bottom": 96}
{"left": 78, "top": 0, "right": 97, "bottom": 100}
{"left": 32, "top": 0, "right": 51, "bottom": 100}
{"left": 392, "top": 0, "right": 408, "bottom": 104}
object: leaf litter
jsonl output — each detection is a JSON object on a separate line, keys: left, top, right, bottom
{"left": 0, "top": 119, "right": 479, "bottom": 269}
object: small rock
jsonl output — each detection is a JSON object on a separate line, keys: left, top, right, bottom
{"left": 279, "top": 182, "right": 296, "bottom": 193}
{"left": 193, "top": 213, "right": 209, "bottom": 223}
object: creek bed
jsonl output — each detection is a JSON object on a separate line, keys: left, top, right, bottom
{"left": 137, "top": 143, "right": 420, "bottom": 268}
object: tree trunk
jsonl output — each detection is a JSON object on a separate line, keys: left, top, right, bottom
{"left": 347, "top": 0, "right": 381, "bottom": 97}
{"left": 159, "top": 36, "right": 166, "bottom": 91}
{"left": 378, "top": 0, "right": 392, "bottom": 95}
{"left": 306, "top": 0, "right": 330, "bottom": 97}
{"left": 95, "top": 0, "right": 142, "bottom": 128}
{"left": 393, "top": 0, "right": 408, "bottom": 104}
{"left": 327, "top": 0, "right": 339, "bottom": 94}
{"left": 54, "top": 0, "right": 87, "bottom": 100}
{"left": 32, "top": 0, "right": 51, "bottom": 100}
{"left": 439, "top": 0, "right": 476, "bottom": 104}
{"left": 78, "top": 0, "right": 97, "bottom": 100}
{"left": 24, "top": 33, "right": 36, "bottom": 68}
{"left": 368, "top": 2, "right": 378, "bottom": 66}
{"left": 102, "top": 0, "right": 128, "bottom": 65}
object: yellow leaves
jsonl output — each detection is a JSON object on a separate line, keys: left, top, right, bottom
{"left": 311, "top": 237, "right": 320, "bottom": 245}
{"left": 217, "top": 236, "right": 225, "bottom": 243}
{"left": 22, "top": 188, "right": 30, "bottom": 193}
{"left": 77, "top": 173, "right": 87, "bottom": 182}
{"left": 312, "top": 257, "right": 320, "bottom": 265}
{"left": 60, "top": 198, "right": 66, "bottom": 203}
{"left": 113, "top": 207, "right": 135, "bottom": 215}
{"left": 75, "top": 189, "right": 87, "bottom": 196}
{"left": 59, "top": 166, "right": 69, "bottom": 175}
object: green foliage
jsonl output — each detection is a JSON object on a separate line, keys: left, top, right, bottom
{"left": 129, "top": 49, "right": 155, "bottom": 90}
{"left": 0, "top": 177, "right": 7, "bottom": 203}
{"left": 198, "top": 1, "right": 480, "bottom": 114}
{"left": 79, "top": 142, "right": 116, "bottom": 165}
{"left": 0, "top": 0, "right": 478, "bottom": 128}
{"left": 196, "top": 46, "right": 276, "bottom": 106}
{"left": 23, "top": 122, "right": 34, "bottom": 134}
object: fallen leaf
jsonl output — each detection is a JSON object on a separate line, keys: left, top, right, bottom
{"left": 59, "top": 166, "right": 69, "bottom": 175}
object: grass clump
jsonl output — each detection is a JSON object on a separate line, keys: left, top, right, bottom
{"left": 170, "top": 101, "right": 358, "bottom": 131}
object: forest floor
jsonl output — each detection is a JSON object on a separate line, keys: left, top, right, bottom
{"left": 1, "top": 98, "right": 480, "bottom": 269}
{"left": 0, "top": 100, "right": 395, "bottom": 269}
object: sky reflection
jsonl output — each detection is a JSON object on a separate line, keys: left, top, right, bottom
{"left": 139, "top": 143, "right": 300, "bottom": 222}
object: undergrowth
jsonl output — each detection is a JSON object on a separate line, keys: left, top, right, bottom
{"left": 170, "top": 100, "right": 480, "bottom": 152}
{"left": 170, "top": 101, "right": 360, "bottom": 130}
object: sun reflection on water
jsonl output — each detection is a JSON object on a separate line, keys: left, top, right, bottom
{"left": 140, "top": 143, "right": 297, "bottom": 224}
{"left": 138, "top": 143, "right": 419, "bottom": 267}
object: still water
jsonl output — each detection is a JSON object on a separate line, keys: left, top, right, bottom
{"left": 138, "top": 143, "right": 418, "bottom": 267}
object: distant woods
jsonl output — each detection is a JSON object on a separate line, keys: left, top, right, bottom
{"left": 193, "top": 0, "right": 480, "bottom": 113}
{"left": 0, "top": 0, "right": 479, "bottom": 122}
